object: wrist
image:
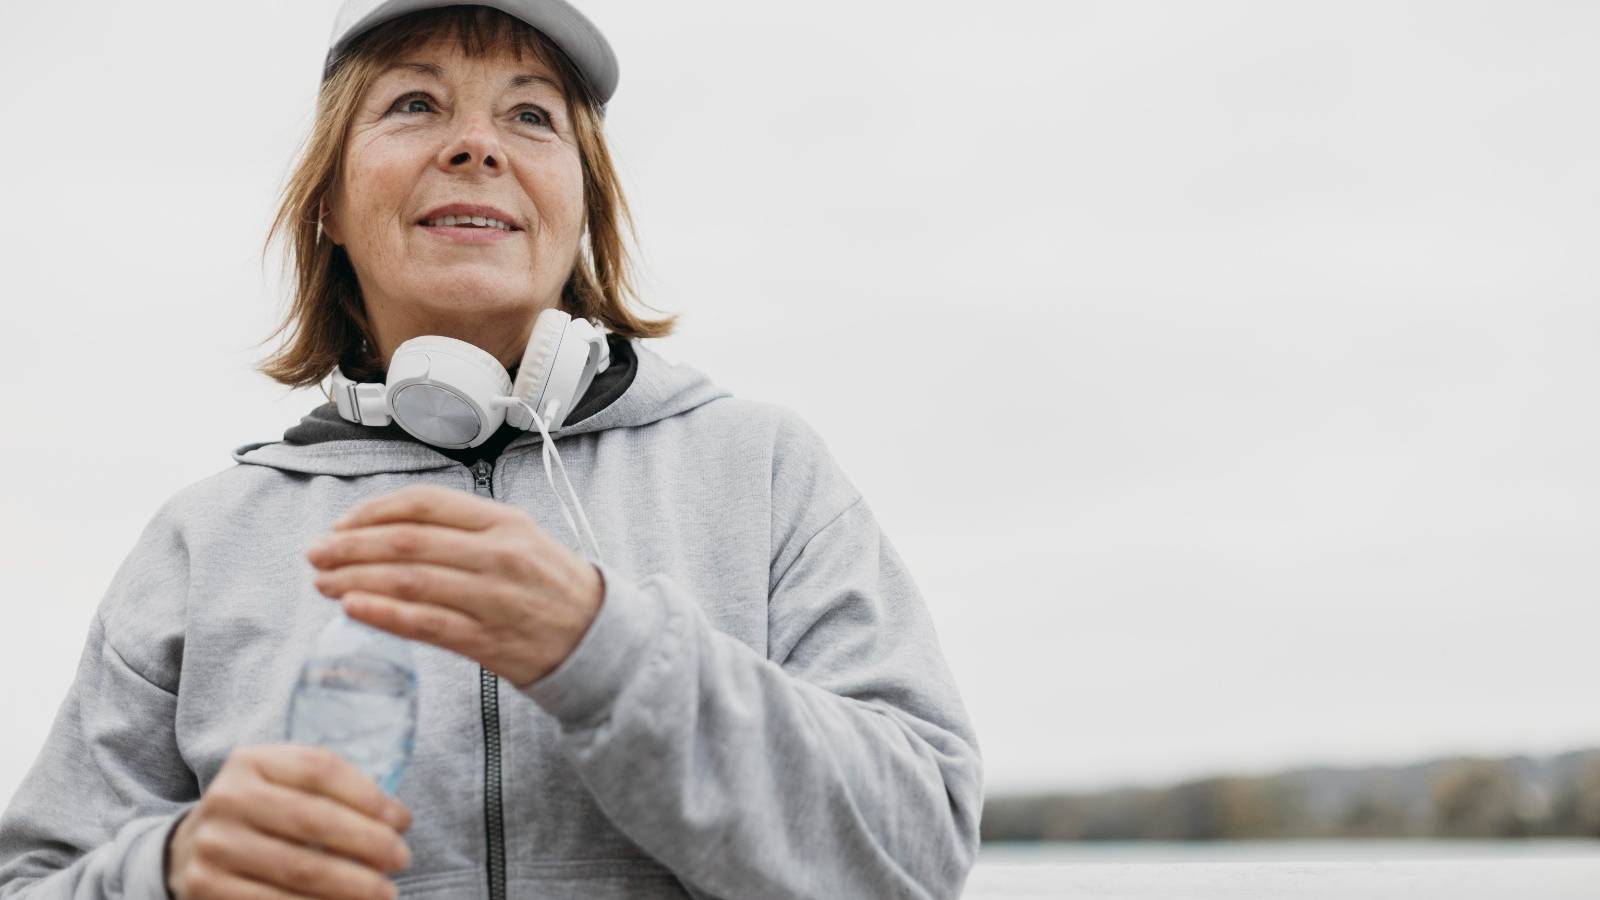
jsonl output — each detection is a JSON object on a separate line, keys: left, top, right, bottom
{"left": 164, "top": 808, "right": 192, "bottom": 898}
{"left": 582, "top": 563, "right": 604, "bottom": 621}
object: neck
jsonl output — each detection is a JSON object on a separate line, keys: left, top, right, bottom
{"left": 368, "top": 303, "right": 554, "bottom": 371}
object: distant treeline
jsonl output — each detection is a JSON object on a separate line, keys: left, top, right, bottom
{"left": 982, "top": 748, "right": 1600, "bottom": 841}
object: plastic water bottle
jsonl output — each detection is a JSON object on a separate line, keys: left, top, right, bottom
{"left": 286, "top": 612, "right": 419, "bottom": 795}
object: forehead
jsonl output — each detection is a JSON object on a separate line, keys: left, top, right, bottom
{"left": 375, "top": 36, "right": 566, "bottom": 93}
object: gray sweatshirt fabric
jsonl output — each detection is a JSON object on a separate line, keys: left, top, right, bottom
{"left": 0, "top": 337, "right": 983, "bottom": 899}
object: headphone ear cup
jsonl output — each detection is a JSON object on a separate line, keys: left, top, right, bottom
{"left": 533, "top": 318, "right": 607, "bottom": 432}
{"left": 565, "top": 318, "right": 606, "bottom": 411}
{"left": 385, "top": 336, "right": 511, "bottom": 449}
{"left": 509, "top": 309, "right": 571, "bottom": 430}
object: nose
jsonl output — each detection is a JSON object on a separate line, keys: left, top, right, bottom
{"left": 436, "top": 116, "right": 505, "bottom": 174}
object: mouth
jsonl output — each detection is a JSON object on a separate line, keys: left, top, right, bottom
{"left": 417, "top": 220, "right": 520, "bottom": 244}
{"left": 418, "top": 213, "right": 520, "bottom": 232}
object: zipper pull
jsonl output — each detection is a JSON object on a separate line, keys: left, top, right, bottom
{"left": 472, "top": 459, "right": 493, "bottom": 495}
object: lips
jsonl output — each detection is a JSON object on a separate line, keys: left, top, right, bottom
{"left": 417, "top": 203, "right": 522, "bottom": 229}
{"left": 418, "top": 221, "right": 518, "bottom": 244}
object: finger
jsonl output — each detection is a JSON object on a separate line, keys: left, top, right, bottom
{"left": 315, "top": 562, "right": 492, "bottom": 621}
{"left": 247, "top": 745, "right": 410, "bottom": 835}
{"left": 174, "top": 865, "right": 321, "bottom": 900}
{"left": 335, "top": 484, "right": 505, "bottom": 532}
{"left": 307, "top": 523, "right": 507, "bottom": 574}
{"left": 228, "top": 775, "right": 410, "bottom": 877}
{"left": 194, "top": 818, "right": 403, "bottom": 898}
{"left": 344, "top": 591, "right": 484, "bottom": 655}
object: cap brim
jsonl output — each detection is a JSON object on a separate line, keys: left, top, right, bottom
{"left": 322, "top": 0, "right": 618, "bottom": 111}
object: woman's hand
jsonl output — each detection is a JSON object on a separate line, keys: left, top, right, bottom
{"left": 305, "top": 484, "right": 605, "bottom": 687}
{"left": 167, "top": 744, "right": 412, "bottom": 900}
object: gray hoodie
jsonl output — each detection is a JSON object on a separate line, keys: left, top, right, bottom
{"left": 0, "top": 337, "right": 983, "bottom": 899}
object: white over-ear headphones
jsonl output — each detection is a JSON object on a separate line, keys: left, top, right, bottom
{"left": 330, "top": 308, "right": 611, "bottom": 450}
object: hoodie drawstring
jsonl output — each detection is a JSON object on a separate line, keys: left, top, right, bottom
{"left": 510, "top": 397, "right": 604, "bottom": 565}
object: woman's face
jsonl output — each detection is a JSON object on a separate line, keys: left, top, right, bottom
{"left": 322, "top": 37, "right": 585, "bottom": 368}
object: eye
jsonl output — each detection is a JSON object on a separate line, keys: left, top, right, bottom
{"left": 387, "top": 91, "right": 552, "bottom": 131}
{"left": 389, "top": 90, "right": 435, "bottom": 115}
{"left": 515, "top": 105, "right": 552, "bottom": 130}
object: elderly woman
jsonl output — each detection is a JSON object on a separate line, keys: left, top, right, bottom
{"left": 0, "top": 2, "right": 981, "bottom": 899}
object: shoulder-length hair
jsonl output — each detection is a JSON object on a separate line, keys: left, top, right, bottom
{"left": 257, "top": 5, "right": 676, "bottom": 389}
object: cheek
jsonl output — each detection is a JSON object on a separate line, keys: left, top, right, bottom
{"left": 343, "top": 141, "right": 419, "bottom": 238}
{"left": 521, "top": 152, "right": 585, "bottom": 235}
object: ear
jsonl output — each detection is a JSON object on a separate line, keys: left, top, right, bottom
{"left": 319, "top": 200, "right": 345, "bottom": 246}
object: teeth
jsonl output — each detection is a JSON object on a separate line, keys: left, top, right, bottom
{"left": 424, "top": 215, "right": 513, "bottom": 230}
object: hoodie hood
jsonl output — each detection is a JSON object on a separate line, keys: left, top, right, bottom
{"left": 232, "top": 334, "right": 732, "bottom": 477}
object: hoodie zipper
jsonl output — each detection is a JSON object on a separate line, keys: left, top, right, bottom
{"left": 469, "top": 458, "right": 507, "bottom": 900}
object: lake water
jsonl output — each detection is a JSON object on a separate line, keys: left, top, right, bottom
{"left": 978, "top": 838, "right": 1600, "bottom": 864}
{"left": 966, "top": 840, "right": 1600, "bottom": 899}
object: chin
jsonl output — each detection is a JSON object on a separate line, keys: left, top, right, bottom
{"left": 413, "top": 271, "right": 524, "bottom": 302}
{"left": 412, "top": 287, "right": 541, "bottom": 321}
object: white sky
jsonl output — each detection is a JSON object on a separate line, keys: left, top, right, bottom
{"left": 2, "top": 1, "right": 1598, "bottom": 806}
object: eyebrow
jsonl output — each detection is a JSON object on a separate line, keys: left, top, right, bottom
{"left": 381, "top": 61, "right": 564, "bottom": 96}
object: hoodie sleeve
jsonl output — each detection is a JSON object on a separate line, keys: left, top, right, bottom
{"left": 518, "top": 407, "right": 984, "bottom": 900}
{"left": 0, "top": 501, "right": 199, "bottom": 900}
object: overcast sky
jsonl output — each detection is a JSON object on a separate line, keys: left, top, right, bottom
{"left": 2, "top": 1, "right": 1597, "bottom": 807}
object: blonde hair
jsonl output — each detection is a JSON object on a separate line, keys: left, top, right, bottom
{"left": 257, "top": 5, "right": 676, "bottom": 389}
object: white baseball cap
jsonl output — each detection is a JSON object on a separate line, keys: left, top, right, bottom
{"left": 324, "top": 0, "right": 619, "bottom": 114}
